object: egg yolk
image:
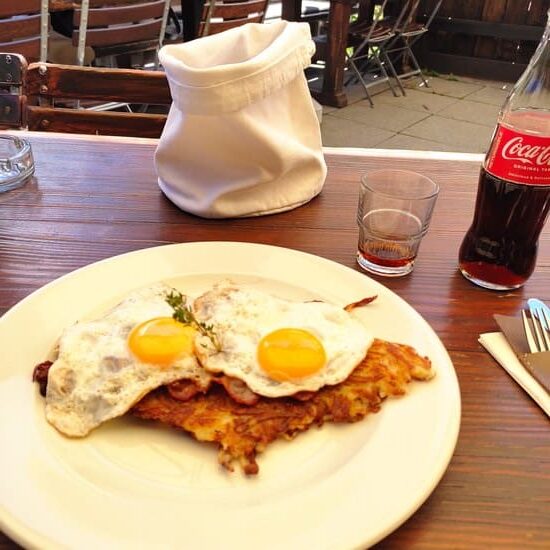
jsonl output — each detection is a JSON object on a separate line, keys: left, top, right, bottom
{"left": 128, "top": 317, "right": 195, "bottom": 365}
{"left": 257, "top": 328, "right": 326, "bottom": 381}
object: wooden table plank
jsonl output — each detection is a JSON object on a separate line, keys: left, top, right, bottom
{"left": 0, "top": 133, "right": 549, "bottom": 549}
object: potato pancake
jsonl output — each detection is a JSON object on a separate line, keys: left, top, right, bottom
{"left": 132, "top": 338, "right": 434, "bottom": 474}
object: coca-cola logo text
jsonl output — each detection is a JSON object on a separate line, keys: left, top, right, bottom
{"left": 501, "top": 136, "right": 550, "bottom": 166}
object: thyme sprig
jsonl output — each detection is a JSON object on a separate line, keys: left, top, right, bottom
{"left": 165, "top": 290, "right": 221, "bottom": 351}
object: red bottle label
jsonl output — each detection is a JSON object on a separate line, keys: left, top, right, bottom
{"left": 486, "top": 124, "right": 550, "bottom": 186}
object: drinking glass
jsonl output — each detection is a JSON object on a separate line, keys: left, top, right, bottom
{"left": 356, "top": 169, "right": 439, "bottom": 277}
{"left": 0, "top": 135, "right": 34, "bottom": 193}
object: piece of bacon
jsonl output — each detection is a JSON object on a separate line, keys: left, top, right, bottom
{"left": 167, "top": 379, "right": 207, "bottom": 402}
{"left": 167, "top": 376, "right": 260, "bottom": 406}
{"left": 216, "top": 376, "right": 260, "bottom": 406}
{"left": 32, "top": 361, "right": 53, "bottom": 396}
{"left": 291, "top": 391, "right": 315, "bottom": 401}
{"left": 344, "top": 295, "right": 377, "bottom": 312}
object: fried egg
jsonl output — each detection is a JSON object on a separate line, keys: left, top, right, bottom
{"left": 193, "top": 286, "right": 373, "bottom": 397}
{"left": 45, "top": 284, "right": 211, "bottom": 437}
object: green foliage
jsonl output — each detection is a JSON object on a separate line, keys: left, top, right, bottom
{"left": 165, "top": 290, "right": 221, "bottom": 351}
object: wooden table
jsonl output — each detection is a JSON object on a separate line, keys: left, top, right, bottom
{"left": 1, "top": 133, "right": 549, "bottom": 548}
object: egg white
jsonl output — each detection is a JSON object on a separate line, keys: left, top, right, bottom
{"left": 193, "top": 286, "right": 373, "bottom": 397}
{"left": 45, "top": 284, "right": 211, "bottom": 437}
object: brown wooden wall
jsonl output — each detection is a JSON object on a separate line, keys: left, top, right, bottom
{"left": 417, "top": 0, "right": 548, "bottom": 81}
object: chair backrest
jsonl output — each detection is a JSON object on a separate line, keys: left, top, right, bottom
{"left": 0, "top": 53, "right": 172, "bottom": 137}
{"left": 361, "top": 0, "right": 391, "bottom": 41}
{"left": 73, "top": 0, "right": 171, "bottom": 65}
{"left": 198, "top": 0, "right": 269, "bottom": 37}
{"left": 392, "top": 0, "right": 420, "bottom": 33}
{"left": 352, "top": 0, "right": 414, "bottom": 39}
{"left": 0, "top": 0, "right": 48, "bottom": 62}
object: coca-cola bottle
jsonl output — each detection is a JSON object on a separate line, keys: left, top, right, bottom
{"left": 458, "top": 12, "right": 550, "bottom": 290}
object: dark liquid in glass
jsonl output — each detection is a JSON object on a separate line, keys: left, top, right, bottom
{"left": 359, "top": 241, "right": 415, "bottom": 268}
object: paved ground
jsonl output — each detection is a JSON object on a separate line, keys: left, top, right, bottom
{"left": 320, "top": 75, "right": 512, "bottom": 153}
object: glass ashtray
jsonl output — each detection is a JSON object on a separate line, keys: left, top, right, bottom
{"left": 0, "top": 135, "right": 35, "bottom": 193}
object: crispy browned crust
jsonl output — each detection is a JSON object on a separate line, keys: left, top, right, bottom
{"left": 131, "top": 338, "right": 434, "bottom": 475}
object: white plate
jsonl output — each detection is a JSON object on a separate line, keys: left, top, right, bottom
{"left": 0, "top": 242, "right": 460, "bottom": 550}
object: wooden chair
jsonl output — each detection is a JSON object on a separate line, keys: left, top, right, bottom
{"left": 0, "top": 54, "right": 27, "bottom": 131}
{"left": 73, "top": 0, "right": 172, "bottom": 66}
{"left": 0, "top": 0, "right": 49, "bottom": 62}
{"left": 198, "top": 0, "right": 269, "bottom": 37}
{"left": 0, "top": 53, "right": 172, "bottom": 138}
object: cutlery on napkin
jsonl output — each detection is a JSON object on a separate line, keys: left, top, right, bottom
{"left": 479, "top": 313, "right": 550, "bottom": 417}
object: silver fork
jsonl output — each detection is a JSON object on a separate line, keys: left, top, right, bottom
{"left": 522, "top": 306, "right": 550, "bottom": 353}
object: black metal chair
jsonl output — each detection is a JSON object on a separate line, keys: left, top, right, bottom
{"left": 382, "top": 0, "right": 443, "bottom": 91}
{"left": 346, "top": 0, "right": 410, "bottom": 106}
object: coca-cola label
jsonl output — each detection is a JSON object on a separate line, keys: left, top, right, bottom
{"left": 486, "top": 124, "right": 550, "bottom": 185}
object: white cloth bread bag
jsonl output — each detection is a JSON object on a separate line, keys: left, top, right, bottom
{"left": 155, "top": 21, "right": 327, "bottom": 218}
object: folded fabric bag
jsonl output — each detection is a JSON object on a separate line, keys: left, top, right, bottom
{"left": 155, "top": 21, "right": 327, "bottom": 218}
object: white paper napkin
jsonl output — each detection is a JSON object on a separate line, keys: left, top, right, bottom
{"left": 479, "top": 332, "right": 550, "bottom": 417}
